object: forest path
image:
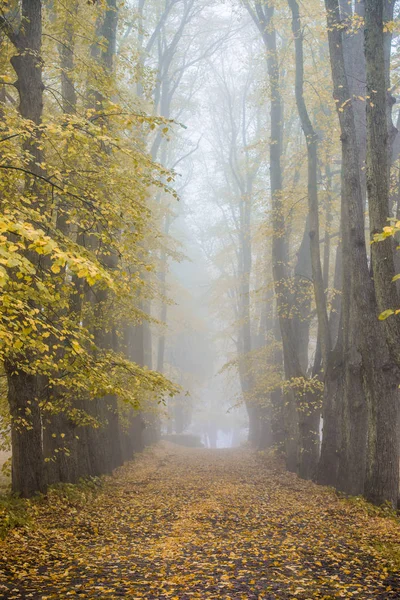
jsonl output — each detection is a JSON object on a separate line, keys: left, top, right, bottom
{"left": 1, "top": 444, "right": 400, "bottom": 599}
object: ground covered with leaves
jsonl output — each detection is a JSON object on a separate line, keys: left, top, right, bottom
{"left": 1, "top": 444, "right": 400, "bottom": 599}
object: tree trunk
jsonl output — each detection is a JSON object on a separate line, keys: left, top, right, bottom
{"left": 7, "top": 364, "right": 45, "bottom": 497}
{"left": 5, "top": 0, "right": 46, "bottom": 497}
{"left": 364, "top": 0, "right": 399, "bottom": 506}
{"left": 325, "top": 0, "right": 399, "bottom": 506}
{"left": 340, "top": 0, "right": 367, "bottom": 208}
{"left": 292, "top": 221, "right": 320, "bottom": 479}
{"left": 317, "top": 339, "right": 343, "bottom": 486}
{"left": 270, "top": 320, "right": 285, "bottom": 452}
{"left": 42, "top": 0, "right": 81, "bottom": 485}
{"left": 244, "top": 1, "right": 300, "bottom": 470}
{"left": 86, "top": 0, "right": 123, "bottom": 475}
{"left": 288, "top": 0, "right": 331, "bottom": 368}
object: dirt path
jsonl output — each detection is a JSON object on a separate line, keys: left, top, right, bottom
{"left": 1, "top": 444, "right": 400, "bottom": 599}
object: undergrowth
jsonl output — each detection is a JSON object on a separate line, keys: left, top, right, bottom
{"left": 0, "top": 476, "right": 103, "bottom": 539}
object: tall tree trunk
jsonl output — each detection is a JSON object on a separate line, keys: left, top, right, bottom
{"left": 270, "top": 317, "right": 285, "bottom": 451}
{"left": 317, "top": 329, "right": 343, "bottom": 486}
{"left": 245, "top": 0, "right": 327, "bottom": 478}
{"left": 244, "top": 0, "right": 300, "bottom": 471}
{"left": 364, "top": 0, "right": 399, "bottom": 505}
{"left": 325, "top": 0, "right": 399, "bottom": 506}
{"left": 238, "top": 192, "right": 257, "bottom": 444}
{"left": 42, "top": 0, "right": 81, "bottom": 486}
{"left": 88, "top": 0, "right": 123, "bottom": 474}
{"left": 288, "top": 0, "right": 334, "bottom": 480}
{"left": 317, "top": 228, "right": 343, "bottom": 487}
{"left": 340, "top": 0, "right": 367, "bottom": 208}
{"left": 4, "top": 0, "right": 46, "bottom": 497}
{"left": 123, "top": 322, "right": 146, "bottom": 456}
{"left": 294, "top": 223, "right": 322, "bottom": 479}
{"left": 288, "top": 0, "right": 331, "bottom": 369}
{"left": 156, "top": 210, "right": 171, "bottom": 378}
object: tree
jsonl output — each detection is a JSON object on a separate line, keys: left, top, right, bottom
{"left": 0, "top": 0, "right": 179, "bottom": 496}
{"left": 2, "top": 0, "right": 47, "bottom": 497}
{"left": 364, "top": 0, "right": 399, "bottom": 505}
{"left": 323, "top": 0, "right": 399, "bottom": 505}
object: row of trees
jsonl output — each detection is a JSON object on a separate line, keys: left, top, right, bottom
{"left": 0, "top": 0, "right": 219, "bottom": 497}
{"left": 1, "top": 0, "right": 400, "bottom": 508}
{"left": 248, "top": 0, "right": 400, "bottom": 506}
{"left": 0, "top": 0, "right": 241, "bottom": 498}
{"left": 194, "top": 0, "right": 400, "bottom": 507}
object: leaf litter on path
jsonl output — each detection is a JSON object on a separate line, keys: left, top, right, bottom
{"left": 1, "top": 443, "right": 400, "bottom": 599}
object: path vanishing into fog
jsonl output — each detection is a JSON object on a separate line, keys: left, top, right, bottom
{"left": 1, "top": 444, "right": 400, "bottom": 599}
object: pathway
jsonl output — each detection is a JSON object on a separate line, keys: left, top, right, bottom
{"left": 1, "top": 444, "right": 400, "bottom": 599}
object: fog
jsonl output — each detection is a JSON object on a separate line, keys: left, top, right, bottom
{"left": 1, "top": 0, "right": 399, "bottom": 509}
{"left": 2, "top": 0, "right": 400, "bottom": 594}
{"left": 138, "top": 0, "right": 261, "bottom": 447}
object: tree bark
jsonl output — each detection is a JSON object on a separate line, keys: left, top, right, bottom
{"left": 364, "top": 0, "right": 399, "bottom": 505}
{"left": 325, "top": 0, "right": 399, "bottom": 506}
{"left": 288, "top": 0, "right": 331, "bottom": 368}
{"left": 88, "top": 0, "right": 123, "bottom": 474}
{"left": 244, "top": 0, "right": 300, "bottom": 471}
{"left": 42, "top": 0, "right": 82, "bottom": 486}
{"left": 4, "top": 0, "right": 46, "bottom": 497}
